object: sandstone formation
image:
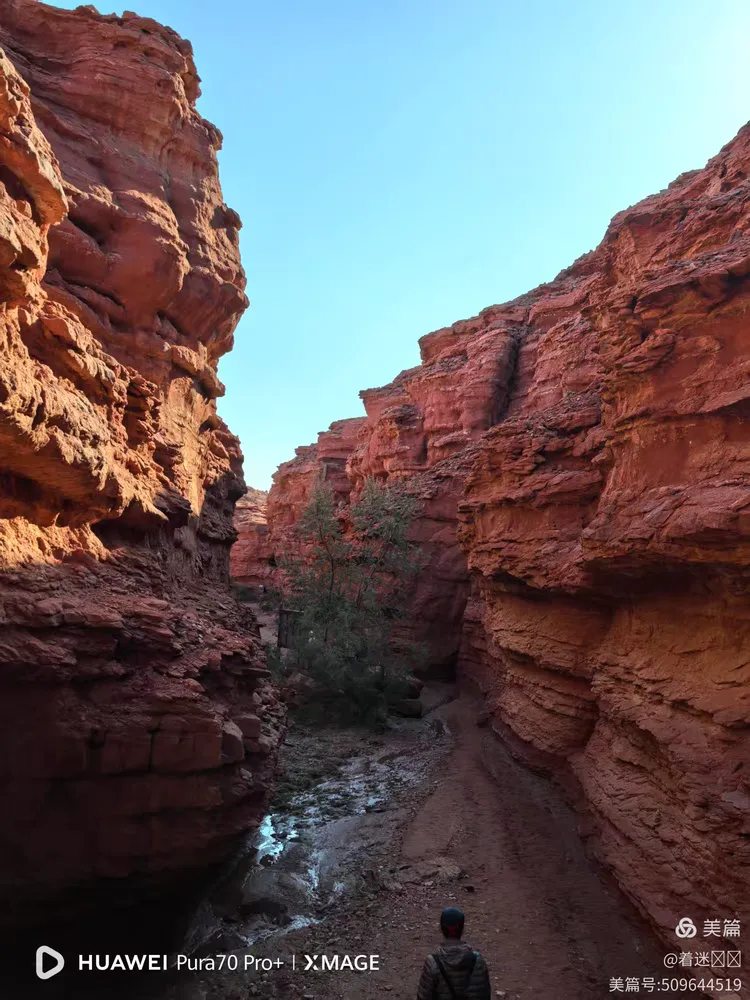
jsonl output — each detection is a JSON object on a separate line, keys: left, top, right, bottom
{"left": 237, "top": 127, "right": 750, "bottom": 940}
{"left": 0, "top": 0, "right": 283, "bottom": 925}
{"left": 229, "top": 486, "right": 271, "bottom": 590}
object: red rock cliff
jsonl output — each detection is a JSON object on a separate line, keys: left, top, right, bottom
{"left": 239, "top": 126, "right": 750, "bottom": 939}
{"left": 229, "top": 487, "right": 271, "bottom": 590}
{"left": 0, "top": 0, "right": 283, "bottom": 925}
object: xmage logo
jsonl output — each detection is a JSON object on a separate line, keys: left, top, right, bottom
{"left": 302, "top": 954, "right": 380, "bottom": 972}
{"left": 36, "top": 946, "right": 65, "bottom": 980}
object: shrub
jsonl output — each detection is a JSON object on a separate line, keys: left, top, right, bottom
{"left": 279, "top": 477, "right": 424, "bottom": 723}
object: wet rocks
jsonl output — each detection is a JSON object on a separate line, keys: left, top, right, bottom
{"left": 239, "top": 868, "right": 310, "bottom": 924}
{"left": 0, "top": 1, "right": 283, "bottom": 925}
{"left": 183, "top": 717, "right": 454, "bottom": 955}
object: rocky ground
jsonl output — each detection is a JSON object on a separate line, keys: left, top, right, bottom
{"left": 250, "top": 601, "right": 280, "bottom": 648}
{"left": 169, "top": 685, "right": 693, "bottom": 1000}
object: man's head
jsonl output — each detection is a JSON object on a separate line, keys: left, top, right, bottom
{"left": 439, "top": 906, "right": 465, "bottom": 940}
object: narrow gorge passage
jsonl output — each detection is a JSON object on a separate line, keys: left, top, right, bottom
{"left": 387, "top": 691, "right": 659, "bottom": 999}
{"left": 324, "top": 691, "right": 671, "bottom": 1000}
{"left": 1, "top": 2, "right": 748, "bottom": 996}
{"left": 203, "top": 687, "right": 682, "bottom": 1000}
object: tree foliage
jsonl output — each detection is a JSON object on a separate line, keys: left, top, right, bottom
{"left": 279, "top": 476, "right": 425, "bottom": 722}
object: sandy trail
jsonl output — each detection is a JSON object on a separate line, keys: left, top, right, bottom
{"left": 221, "top": 686, "right": 679, "bottom": 1000}
{"left": 326, "top": 689, "right": 664, "bottom": 999}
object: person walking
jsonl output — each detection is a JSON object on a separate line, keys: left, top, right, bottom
{"left": 416, "top": 907, "right": 491, "bottom": 1000}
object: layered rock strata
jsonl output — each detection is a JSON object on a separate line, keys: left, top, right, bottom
{"left": 229, "top": 486, "right": 271, "bottom": 590}
{"left": 236, "top": 127, "right": 750, "bottom": 939}
{"left": 0, "top": 0, "right": 282, "bottom": 925}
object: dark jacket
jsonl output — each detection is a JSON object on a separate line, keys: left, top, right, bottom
{"left": 417, "top": 941, "right": 491, "bottom": 1000}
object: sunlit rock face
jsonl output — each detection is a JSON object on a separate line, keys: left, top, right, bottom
{"left": 229, "top": 487, "right": 272, "bottom": 590}
{"left": 0, "top": 0, "right": 283, "bottom": 925}
{"left": 246, "top": 125, "right": 750, "bottom": 939}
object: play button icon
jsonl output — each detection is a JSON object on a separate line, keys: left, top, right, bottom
{"left": 36, "top": 946, "right": 65, "bottom": 979}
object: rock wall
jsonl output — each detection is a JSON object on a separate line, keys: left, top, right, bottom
{"left": 0, "top": 0, "right": 283, "bottom": 926}
{"left": 237, "top": 125, "right": 750, "bottom": 939}
{"left": 229, "top": 487, "right": 271, "bottom": 590}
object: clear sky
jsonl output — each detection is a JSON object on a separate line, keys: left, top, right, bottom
{"left": 52, "top": 1, "right": 750, "bottom": 488}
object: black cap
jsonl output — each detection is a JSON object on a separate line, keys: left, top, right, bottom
{"left": 440, "top": 907, "right": 465, "bottom": 938}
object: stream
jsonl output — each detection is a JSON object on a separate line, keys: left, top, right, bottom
{"left": 3, "top": 697, "right": 453, "bottom": 1000}
{"left": 4, "top": 686, "right": 682, "bottom": 1000}
{"left": 182, "top": 712, "right": 452, "bottom": 957}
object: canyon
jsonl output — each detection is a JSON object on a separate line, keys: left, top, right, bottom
{"left": 0, "top": 0, "right": 747, "bottom": 973}
{"left": 0, "top": 0, "right": 283, "bottom": 926}
{"left": 235, "top": 126, "right": 750, "bottom": 940}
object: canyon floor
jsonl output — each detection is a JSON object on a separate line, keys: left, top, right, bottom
{"left": 171, "top": 678, "right": 686, "bottom": 1000}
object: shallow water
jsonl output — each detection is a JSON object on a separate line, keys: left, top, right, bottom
{"left": 182, "top": 717, "right": 451, "bottom": 953}
{"left": 0, "top": 707, "right": 453, "bottom": 1000}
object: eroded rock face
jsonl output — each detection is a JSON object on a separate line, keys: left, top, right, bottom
{"left": 233, "top": 417, "right": 365, "bottom": 585}
{"left": 229, "top": 487, "right": 271, "bottom": 590}
{"left": 243, "top": 126, "right": 750, "bottom": 939}
{"left": 0, "top": 0, "right": 283, "bottom": 925}
{"left": 456, "top": 130, "right": 750, "bottom": 938}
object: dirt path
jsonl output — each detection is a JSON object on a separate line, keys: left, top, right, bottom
{"left": 198, "top": 685, "right": 679, "bottom": 1000}
{"left": 323, "top": 688, "right": 665, "bottom": 999}
{"left": 6, "top": 681, "right": 689, "bottom": 1000}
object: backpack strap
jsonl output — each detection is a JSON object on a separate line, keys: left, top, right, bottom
{"left": 432, "top": 952, "right": 478, "bottom": 1000}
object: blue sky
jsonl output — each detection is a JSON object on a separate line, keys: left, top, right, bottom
{"left": 52, "top": 1, "right": 750, "bottom": 488}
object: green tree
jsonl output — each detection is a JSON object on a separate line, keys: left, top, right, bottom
{"left": 280, "top": 476, "right": 424, "bottom": 722}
